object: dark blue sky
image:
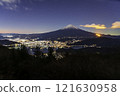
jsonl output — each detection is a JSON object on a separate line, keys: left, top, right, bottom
{"left": 0, "top": 0, "right": 120, "bottom": 35}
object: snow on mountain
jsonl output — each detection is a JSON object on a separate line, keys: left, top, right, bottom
{"left": 63, "top": 24, "right": 79, "bottom": 29}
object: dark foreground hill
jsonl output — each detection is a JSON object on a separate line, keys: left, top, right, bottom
{"left": 0, "top": 40, "right": 18, "bottom": 45}
{"left": 0, "top": 45, "right": 120, "bottom": 80}
{"left": 70, "top": 37, "right": 120, "bottom": 47}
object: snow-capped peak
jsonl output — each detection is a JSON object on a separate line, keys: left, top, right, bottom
{"left": 63, "top": 24, "right": 79, "bottom": 29}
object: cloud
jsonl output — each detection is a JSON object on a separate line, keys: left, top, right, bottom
{"left": 111, "top": 21, "right": 120, "bottom": 29}
{"left": 0, "top": 0, "right": 46, "bottom": 10}
{"left": 0, "top": 0, "right": 20, "bottom": 4}
{"left": 1, "top": 0, "right": 18, "bottom": 3}
{"left": 23, "top": 7, "right": 32, "bottom": 11}
{"left": 0, "top": 0, "right": 20, "bottom": 10}
{"left": 80, "top": 23, "right": 107, "bottom": 29}
{"left": 0, "top": 1, "right": 3, "bottom": 5}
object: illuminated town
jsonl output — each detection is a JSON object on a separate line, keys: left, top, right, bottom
{"left": 1, "top": 35, "right": 100, "bottom": 56}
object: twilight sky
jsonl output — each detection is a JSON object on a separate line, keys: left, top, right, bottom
{"left": 0, "top": 0, "right": 120, "bottom": 35}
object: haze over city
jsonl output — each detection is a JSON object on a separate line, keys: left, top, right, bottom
{"left": 0, "top": 0, "right": 120, "bottom": 35}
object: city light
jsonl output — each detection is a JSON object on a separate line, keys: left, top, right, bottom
{"left": 96, "top": 33, "right": 101, "bottom": 37}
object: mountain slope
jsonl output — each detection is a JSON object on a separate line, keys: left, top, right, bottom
{"left": 21, "top": 25, "right": 96, "bottom": 40}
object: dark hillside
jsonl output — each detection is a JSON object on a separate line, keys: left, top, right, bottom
{"left": 0, "top": 45, "right": 120, "bottom": 80}
{"left": 70, "top": 37, "right": 120, "bottom": 47}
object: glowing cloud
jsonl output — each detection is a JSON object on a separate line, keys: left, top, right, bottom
{"left": 80, "top": 23, "right": 107, "bottom": 29}
{"left": 111, "top": 21, "right": 120, "bottom": 29}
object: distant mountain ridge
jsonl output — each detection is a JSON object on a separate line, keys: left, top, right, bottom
{"left": 0, "top": 40, "right": 18, "bottom": 45}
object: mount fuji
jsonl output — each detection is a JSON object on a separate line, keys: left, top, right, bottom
{"left": 1, "top": 24, "right": 97, "bottom": 40}
{"left": 23, "top": 24, "right": 96, "bottom": 40}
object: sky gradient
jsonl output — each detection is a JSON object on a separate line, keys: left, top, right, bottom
{"left": 0, "top": 0, "right": 120, "bottom": 35}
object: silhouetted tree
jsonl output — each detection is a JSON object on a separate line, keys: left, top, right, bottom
{"left": 48, "top": 47, "right": 55, "bottom": 60}
{"left": 20, "top": 45, "right": 29, "bottom": 59}
{"left": 34, "top": 46, "right": 43, "bottom": 58}
{"left": 1, "top": 44, "right": 120, "bottom": 80}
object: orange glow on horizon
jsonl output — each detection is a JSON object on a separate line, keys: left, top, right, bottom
{"left": 0, "top": 30, "right": 17, "bottom": 33}
{"left": 96, "top": 33, "right": 101, "bottom": 37}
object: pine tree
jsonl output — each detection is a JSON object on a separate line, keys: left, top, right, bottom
{"left": 34, "top": 46, "right": 43, "bottom": 58}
